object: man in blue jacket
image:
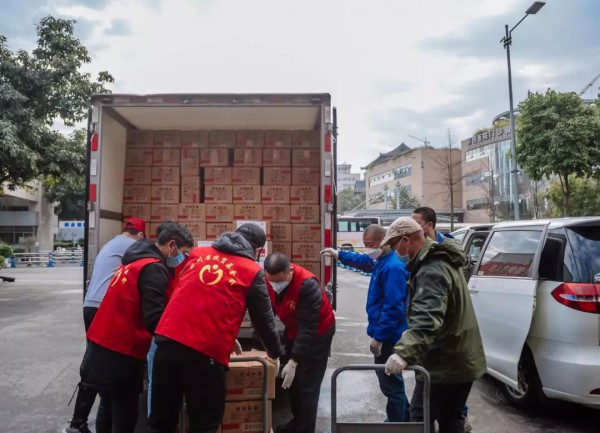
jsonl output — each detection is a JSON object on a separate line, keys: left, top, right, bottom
{"left": 322, "top": 224, "right": 409, "bottom": 422}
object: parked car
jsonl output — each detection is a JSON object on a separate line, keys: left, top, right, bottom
{"left": 450, "top": 223, "right": 495, "bottom": 281}
{"left": 463, "top": 217, "right": 600, "bottom": 410}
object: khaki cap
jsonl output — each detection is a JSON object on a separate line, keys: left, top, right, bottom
{"left": 380, "top": 217, "right": 423, "bottom": 247}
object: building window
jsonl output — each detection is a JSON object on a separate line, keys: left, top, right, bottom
{"left": 466, "top": 198, "right": 490, "bottom": 210}
{"left": 465, "top": 171, "right": 485, "bottom": 186}
{"left": 369, "top": 164, "right": 412, "bottom": 187}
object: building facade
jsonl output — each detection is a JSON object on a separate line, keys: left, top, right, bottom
{"left": 337, "top": 162, "right": 362, "bottom": 192}
{"left": 363, "top": 144, "right": 463, "bottom": 216}
{"left": 461, "top": 126, "right": 535, "bottom": 223}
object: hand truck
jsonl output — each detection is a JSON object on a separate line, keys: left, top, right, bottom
{"left": 331, "top": 364, "right": 430, "bottom": 433}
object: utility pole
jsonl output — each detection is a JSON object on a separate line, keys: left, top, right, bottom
{"left": 383, "top": 185, "right": 389, "bottom": 210}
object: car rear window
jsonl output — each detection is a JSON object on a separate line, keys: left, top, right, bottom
{"left": 566, "top": 226, "right": 600, "bottom": 283}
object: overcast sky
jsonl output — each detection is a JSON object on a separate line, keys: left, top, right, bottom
{"left": 2, "top": 0, "right": 599, "bottom": 172}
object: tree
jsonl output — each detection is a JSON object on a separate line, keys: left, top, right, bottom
{"left": 542, "top": 176, "right": 600, "bottom": 217}
{"left": 0, "top": 16, "right": 113, "bottom": 192}
{"left": 389, "top": 187, "right": 420, "bottom": 210}
{"left": 516, "top": 90, "right": 600, "bottom": 216}
{"left": 432, "top": 130, "right": 464, "bottom": 231}
{"left": 337, "top": 188, "right": 364, "bottom": 213}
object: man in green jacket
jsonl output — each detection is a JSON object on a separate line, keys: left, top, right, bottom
{"left": 381, "top": 217, "right": 486, "bottom": 433}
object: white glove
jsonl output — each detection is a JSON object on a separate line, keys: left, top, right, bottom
{"left": 384, "top": 354, "right": 408, "bottom": 376}
{"left": 231, "top": 339, "right": 243, "bottom": 356}
{"left": 369, "top": 339, "right": 383, "bottom": 357}
{"left": 281, "top": 359, "right": 298, "bottom": 390}
{"left": 320, "top": 248, "right": 339, "bottom": 260}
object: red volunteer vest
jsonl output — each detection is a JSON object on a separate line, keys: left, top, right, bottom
{"left": 155, "top": 246, "right": 261, "bottom": 366}
{"left": 87, "top": 257, "right": 160, "bottom": 359}
{"left": 267, "top": 264, "right": 335, "bottom": 340}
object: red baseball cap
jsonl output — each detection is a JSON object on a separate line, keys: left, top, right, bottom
{"left": 124, "top": 218, "right": 146, "bottom": 236}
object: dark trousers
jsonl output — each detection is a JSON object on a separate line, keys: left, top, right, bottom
{"left": 70, "top": 307, "right": 99, "bottom": 427}
{"left": 410, "top": 380, "right": 473, "bottom": 433}
{"left": 147, "top": 340, "right": 227, "bottom": 433}
{"left": 279, "top": 329, "right": 334, "bottom": 433}
{"left": 96, "top": 388, "right": 140, "bottom": 433}
{"left": 374, "top": 343, "right": 409, "bottom": 422}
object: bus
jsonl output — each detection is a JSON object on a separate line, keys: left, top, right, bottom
{"left": 337, "top": 216, "right": 381, "bottom": 252}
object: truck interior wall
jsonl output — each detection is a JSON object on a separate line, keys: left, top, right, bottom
{"left": 98, "top": 112, "right": 127, "bottom": 248}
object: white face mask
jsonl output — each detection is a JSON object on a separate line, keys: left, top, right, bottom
{"left": 270, "top": 280, "right": 289, "bottom": 294}
{"left": 364, "top": 248, "right": 383, "bottom": 260}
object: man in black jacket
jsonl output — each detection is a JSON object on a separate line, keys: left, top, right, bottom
{"left": 80, "top": 222, "right": 190, "bottom": 433}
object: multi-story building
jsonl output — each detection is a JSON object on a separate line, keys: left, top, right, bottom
{"left": 336, "top": 162, "right": 362, "bottom": 192}
{"left": 461, "top": 125, "right": 535, "bottom": 223}
{"left": 0, "top": 182, "right": 57, "bottom": 250}
{"left": 363, "top": 144, "right": 463, "bottom": 217}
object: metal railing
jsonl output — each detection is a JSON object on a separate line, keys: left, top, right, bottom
{"left": 11, "top": 250, "right": 84, "bottom": 268}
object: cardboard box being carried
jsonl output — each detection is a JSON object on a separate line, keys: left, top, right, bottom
{"left": 233, "top": 186, "right": 261, "bottom": 204}
{"left": 262, "top": 167, "right": 291, "bottom": 186}
{"left": 292, "top": 168, "right": 320, "bottom": 185}
{"left": 262, "top": 205, "right": 291, "bottom": 222}
{"left": 123, "top": 185, "right": 152, "bottom": 203}
{"left": 126, "top": 130, "right": 154, "bottom": 148}
{"left": 181, "top": 148, "right": 201, "bottom": 177}
{"left": 226, "top": 350, "right": 277, "bottom": 401}
{"left": 234, "top": 149, "right": 263, "bottom": 166}
{"left": 201, "top": 148, "right": 231, "bottom": 167}
{"left": 292, "top": 242, "right": 321, "bottom": 262}
{"left": 122, "top": 203, "right": 151, "bottom": 222}
{"left": 204, "top": 185, "right": 233, "bottom": 204}
{"left": 181, "top": 176, "right": 201, "bottom": 203}
{"left": 205, "top": 204, "right": 235, "bottom": 223}
{"left": 126, "top": 149, "right": 154, "bottom": 167}
{"left": 219, "top": 400, "right": 272, "bottom": 433}
{"left": 292, "top": 224, "right": 321, "bottom": 243}
{"left": 234, "top": 205, "right": 263, "bottom": 221}
{"left": 151, "top": 185, "right": 179, "bottom": 204}
{"left": 290, "top": 186, "right": 319, "bottom": 204}
{"left": 204, "top": 167, "right": 233, "bottom": 185}
{"left": 263, "top": 149, "right": 291, "bottom": 167}
{"left": 270, "top": 223, "right": 292, "bottom": 242}
{"left": 232, "top": 167, "right": 261, "bottom": 186}
{"left": 236, "top": 130, "right": 264, "bottom": 148}
{"left": 124, "top": 166, "right": 152, "bottom": 185}
{"left": 264, "top": 130, "right": 292, "bottom": 148}
{"left": 209, "top": 130, "right": 236, "bottom": 148}
{"left": 153, "top": 130, "right": 181, "bottom": 148}
{"left": 181, "top": 130, "right": 209, "bottom": 148}
{"left": 290, "top": 205, "right": 320, "bottom": 223}
{"left": 292, "top": 149, "right": 320, "bottom": 167}
{"left": 207, "top": 223, "right": 235, "bottom": 240}
{"left": 153, "top": 148, "right": 181, "bottom": 167}
{"left": 151, "top": 167, "right": 180, "bottom": 185}
{"left": 178, "top": 203, "right": 205, "bottom": 221}
{"left": 150, "top": 204, "right": 179, "bottom": 222}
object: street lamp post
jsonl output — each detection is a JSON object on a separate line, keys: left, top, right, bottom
{"left": 383, "top": 185, "right": 389, "bottom": 210}
{"left": 502, "top": 1, "right": 545, "bottom": 221}
{"left": 395, "top": 181, "right": 401, "bottom": 210}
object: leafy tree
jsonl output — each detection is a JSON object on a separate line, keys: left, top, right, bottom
{"left": 542, "top": 176, "right": 600, "bottom": 217}
{"left": 337, "top": 188, "right": 364, "bottom": 213}
{"left": 0, "top": 16, "right": 113, "bottom": 192}
{"left": 388, "top": 187, "right": 420, "bottom": 210}
{"left": 516, "top": 90, "right": 600, "bottom": 216}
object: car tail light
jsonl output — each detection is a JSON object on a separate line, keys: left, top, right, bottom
{"left": 551, "top": 283, "right": 600, "bottom": 314}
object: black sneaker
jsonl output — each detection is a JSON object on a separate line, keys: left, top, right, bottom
{"left": 63, "top": 422, "right": 92, "bottom": 433}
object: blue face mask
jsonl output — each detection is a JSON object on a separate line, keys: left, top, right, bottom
{"left": 166, "top": 245, "right": 185, "bottom": 268}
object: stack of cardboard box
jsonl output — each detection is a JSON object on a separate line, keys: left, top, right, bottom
{"left": 123, "top": 129, "right": 322, "bottom": 279}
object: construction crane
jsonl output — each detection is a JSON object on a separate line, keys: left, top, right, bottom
{"left": 579, "top": 72, "right": 600, "bottom": 97}
{"left": 408, "top": 135, "right": 430, "bottom": 148}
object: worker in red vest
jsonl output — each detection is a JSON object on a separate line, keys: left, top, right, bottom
{"left": 80, "top": 222, "right": 190, "bottom": 433}
{"left": 264, "top": 252, "right": 336, "bottom": 433}
{"left": 148, "top": 224, "right": 282, "bottom": 433}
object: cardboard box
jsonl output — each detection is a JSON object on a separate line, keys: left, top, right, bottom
{"left": 153, "top": 130, "right": 181, "bottom": 148}
{"left": 264, "top": 130, "right": 292, "bottom": 148}
{"left": 124, "top": 166, "right": 152, "bottom": 185}
{"left": 236, "top": 130, "right": 264, "bottom": 148}
{"left": 292, "top": 149, "right": 320, "bottom": 167}
{"left": 181, "top": 176, "right": 201, "bottom": 203}
{"left": 270, "top": 241, "right": 292, "bottom": 258}
{"left": 292, "top": 242, "right": 321, "bottom": 262}
{"left": 233, "top": 148, "right": 262, "bottom": 166}
{"left": 181, "top": 130, "right": 209, "bottom": 148}
{"left": 201, "top": 148, "right": 231, "bottom": 167}
{"left": 232, "top": 167, "right": 261, "bottom": 185}
{"left": 181, "top": 221, "right": 206, "bottom": 240}
{"left": 150, "top": 204, "right": 179, "bottom": 222}
{"left": 261, "top": 186, "right": 290, "bottom": 204}
{"left": 126, "top": 149, "right": 154, "bottom": 166}
{"left": 292, "top": 168, "right": 320, "bottom": 186}
{"left": 290, "top": 186, "right": 319, "bottom": 204}
{"left": 292, "top": 130, "right": 319, "bottom": 148}
{"left": 233, "top": 186, "right": 261, "bottom": 204}
{"left": 207, "top": 223, "right": 235, "bottom": 241}
{"left": 270, "top": 223, "right": 292, "bottom": 242}
{"left": 122, "top": 203, "right": 151, "bottom": 221}
{"left": 181, "top": 148, "right": 201, "bottom": 176}
{"left": 204, "top": 167, "right": 233, "bottom": 185}
{"left": 290, "top": 205, "right": 320, "bottom": 223}
{"left": 209, "top": 130, "right": 236, "bottom": 148}
{"left": 226, "top": 350, "right": 277, "bottom": 401}
{"left": 204, "top": 185, "right": 233, "bottom": 204}
{"left": 123, "top": 185, "right": 152, "bottom": 203}
{"left": 153, "top": 148, "right": 181, "bottom": 167}
{"left": 262, "top": 205, "right": 291, "bottom": 222}
{"left": 262, "top": 167, "right": 291, "bottom": 186}
{"left": 234, "top": 205, "right": 263, "bottom": 221}
{"left": 292, "top": 224, "right": 321, "bottom": 243}
{"left": 205, "top": 204, "right": 235, "bottom": 222}
{"left": 126, "top": 130, "right": 154, "bottom": 148}
{"left": 151, "top": 185, "right": 180, "bottom": 204}
{"left": 220, "top": 400, "right": 272, "bottom": 433}
{"left": 148, "top": 223, "right": 161, "bottom": 241}
{"left": 151, "top": 167, "right": 180, "bottom": 185}
{"left": 178, "top": 203, "right": 205, "bottom": 221}
{"left": 262, "top": 149, "right": 291, "bottom": 167}
{"left": 296, "top": 261, "right": 321, "bottom": 279}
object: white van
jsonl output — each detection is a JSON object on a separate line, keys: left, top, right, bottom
{"left": 467, "top": 217, "right": 600, "bottom": 409}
